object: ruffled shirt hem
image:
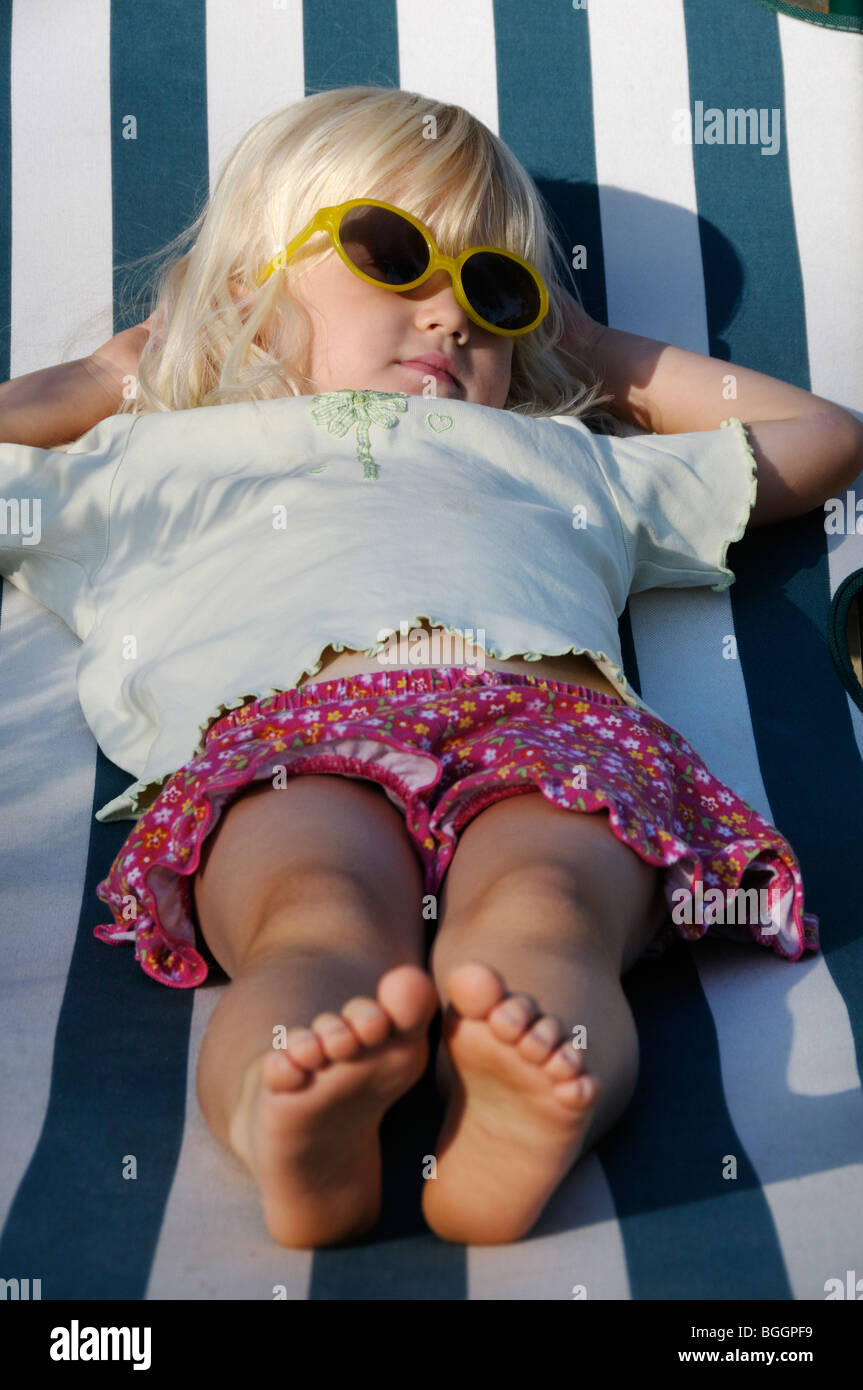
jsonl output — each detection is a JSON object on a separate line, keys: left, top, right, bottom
{"left": 93, "top": 627, "right": 649, "bottom": 822}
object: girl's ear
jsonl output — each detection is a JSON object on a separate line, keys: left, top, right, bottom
{"left": 228, "top": 279, "right": 268, "bottom": 349}
{"left": 228, "top": 279, "right": 251, "bottom": 316}
{"left": 142, "top": 305, "right": 167, "bottom": 346}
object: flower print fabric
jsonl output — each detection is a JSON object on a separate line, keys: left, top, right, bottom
{"left": 93, "top": 667, "right": 819, "bottom": 989}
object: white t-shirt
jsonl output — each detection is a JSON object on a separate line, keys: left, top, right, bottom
{"left": 0, "top": 389, "right": 757, "bottom": 821}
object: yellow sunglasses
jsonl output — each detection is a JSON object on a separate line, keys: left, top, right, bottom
{"left": 255, "top": 197, "right": 549, "bottom": 337}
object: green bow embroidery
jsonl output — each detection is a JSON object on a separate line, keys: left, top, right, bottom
{"left": 310, "top": 389, "right": 408, "bottom": 481}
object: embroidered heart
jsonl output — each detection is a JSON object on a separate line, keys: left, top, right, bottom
{"left": 425, "top": 411, "right": 453, "bottom": 432}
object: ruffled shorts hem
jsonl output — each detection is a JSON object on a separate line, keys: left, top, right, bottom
{"left": 92, "top": 667, "right": 820, "bottom": 988}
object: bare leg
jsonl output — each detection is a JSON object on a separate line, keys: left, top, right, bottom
{"left": 192, "top": 776, "right": 439, "bottom": 1248}
{"left": 423, "top": 794, "right": 666, "bottom": 1245}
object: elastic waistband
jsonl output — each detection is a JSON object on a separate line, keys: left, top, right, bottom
{"left": 214, "top": 665, "right": 627, "bottom": 733}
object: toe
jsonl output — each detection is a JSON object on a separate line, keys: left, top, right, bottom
{"left": 377, "top": 964, "right": 440, "bottom": 1035}
{"left": 553, "top": 1073, "right": 599, "bottom": 1108}
{"left": 284, "top": 1027, "right": 327, "bottom": 1069}
{"left": 260, "top": 1049, "right": 311, "bottom": 1092}
{"left": 516, "top": 1014, "right": 566, "bottom": 1063}
{"left": 442, "top": 960, "right": 507, "bottom": 1019}
{"left": 488, "top": 993, "right": 540, "bottom": 1041}
{"left": 544, "top": 1040, "right": 587, "bottom": 1083}
{"left": 341, "top": 997, "right": 391, "bottom": 1048}
{"left": 310, "top": 1012, "right": 362, "bottom": 1062}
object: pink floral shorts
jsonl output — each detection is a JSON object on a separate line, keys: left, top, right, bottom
{"left": 94, "top": 667, "right": 820, "bottom": 989}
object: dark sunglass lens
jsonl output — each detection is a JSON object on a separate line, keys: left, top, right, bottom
{"left": 338, "top": 206, "right": 429, "bottom": 285}
{"left": 462, "top": 252, "right": 540, "bottom": 329}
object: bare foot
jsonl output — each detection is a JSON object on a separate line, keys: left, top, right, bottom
{"left": 228, "top": 963, "right": 439, "bottom": 1248}
{"left": 422, "top": 961, "right": 599, "bottom": 1245}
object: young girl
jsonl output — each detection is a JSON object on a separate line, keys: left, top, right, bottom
{"left": 2, "top": 86, "right": 859, "bottom": 1253}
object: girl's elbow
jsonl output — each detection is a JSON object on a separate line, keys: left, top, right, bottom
{"left": 826, "top": 407, "right": 863, "bottom": 486}
{"left": 805, "top": 409, "right": 863, "bottom": 502}
{"left": 842, "top": 418, "right": 863, "bottom": 487}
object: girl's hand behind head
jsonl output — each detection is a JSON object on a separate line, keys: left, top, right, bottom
{"left": 559, "top": 289, "right": 603, "bottom": 365}
{"left": 88, "top": 311, "right": 163, "bottom": 395}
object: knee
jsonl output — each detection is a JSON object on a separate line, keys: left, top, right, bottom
{"left": 438, "top": 861, "right": 599, "bottom": 941}
{"left": 216, "top": 866, "right": 385, "bottom": 974}
{"left": 253, "top": 865, "right": 383, "bottom": 931}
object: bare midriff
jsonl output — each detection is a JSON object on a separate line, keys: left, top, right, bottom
{"left": 296, "top": 619, "right": 623, "bottom": 700}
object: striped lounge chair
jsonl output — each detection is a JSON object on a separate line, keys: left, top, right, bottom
{"left": 1, "top": 0, "right": 861, "bottom": 1300}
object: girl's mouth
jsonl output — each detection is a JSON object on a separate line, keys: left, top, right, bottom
{"left": 397, "top": 359, "right": 461, "bottom": 390}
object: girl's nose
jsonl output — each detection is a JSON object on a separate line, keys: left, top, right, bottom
{"left": 409, "top": 270, "right": 469, "bottom": 328}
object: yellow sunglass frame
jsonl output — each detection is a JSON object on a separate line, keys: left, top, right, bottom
{"left": 254, "top": 197, "right": 549, "bottom": 337}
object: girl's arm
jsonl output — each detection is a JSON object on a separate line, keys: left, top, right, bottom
{"left": 561, "top": 293, "right": 863, "bottom": 529}
{"left": 0, "top": 319, "right": 152, "bottom": 448}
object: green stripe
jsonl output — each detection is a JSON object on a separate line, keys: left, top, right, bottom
{"left": 303, "top": 0, "right": 399, "bottom": 94}
{"left": 110, "top": 0, "right": 209, "bottom": 332}
{"left": 496, "top": 0, "right": 607, "bottom": 325}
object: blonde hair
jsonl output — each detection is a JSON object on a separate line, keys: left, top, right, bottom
{"left": 116, "top": 85, "right": 618, "bottom": 430}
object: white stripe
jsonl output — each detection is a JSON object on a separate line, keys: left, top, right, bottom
{"left": 205, "top": 0, "right": 305, "bottom": 196}
{"left": 11, "top": 0, "right": 113, "bottom": 371}
{"left": 0, "top": 591, "right": 97, "bottom": 1231}
{"left": 397, "top": 0, "right": 499, "bottom": 134}
{"left": 587, "top": 2, "right": 770, "bottom": 803}
{"left": 588, "top": 0, "right": 704, "bottom": 348}
{"left": 779, "top": 16, "right": 863, "bottom": 416}
{"left": 629, "top": 588, "right": 773, "bottom": 816}
{"left": 589, "top": 0, "right": 772, "bottom": 805}
{"left": 698, "top": 948, "right": 863, "bottom": 1298}
{"left": 1, "top": 0, "right": 111, "bottom": 1233}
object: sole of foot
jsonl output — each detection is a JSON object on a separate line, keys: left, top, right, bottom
{"left": 422, "top": 960, "right": 600, "bottom": 1246}
{"left": 228, "top": 962, "right": 439, "bottom": 1248}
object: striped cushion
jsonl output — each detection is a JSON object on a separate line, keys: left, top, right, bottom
{"left": 1, "top": 0, "right": 861, "bottom": 1298}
